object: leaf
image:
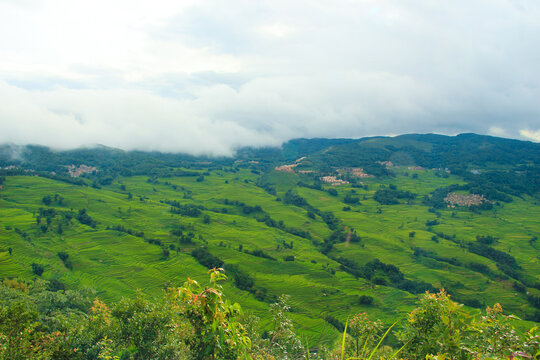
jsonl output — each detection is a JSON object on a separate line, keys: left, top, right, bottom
{"left": 340, "top": 318, "right": 349, "bottom": 360}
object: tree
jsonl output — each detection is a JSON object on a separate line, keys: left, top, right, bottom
{"left": 112, "top": 292, "right": 187, "bottom": 359}
{"left": 343, "top": 194, "right": 360, "bottom": 204}
{"left": 346, "top": 312, "right": 383, "bottom": 358}
{"left": 31, "top": 263, "right": 44, "bottom": 276}
{"left": 177, "top": 268, "right": 251, "bottom": 359}
{"left": 397, "top": 290, "right": 469, "bottom": 359}
{"left": 267, "top": 295, "right": 305, "bottom": 359}
{"left": 464, "top": 303, "right": 536, "bottom": 358}
{"left": 57, "top": 251, "right": 73, "bottom": 269}
{"left": 57, "top": 251, "right": 69, "bottom": 262}
{"left": 42, "top": 195, "right": 52, "bottom": 206}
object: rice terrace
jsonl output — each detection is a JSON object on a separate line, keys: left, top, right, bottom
{"left": 0, "top": 134, "right": 539, "bottom": 358}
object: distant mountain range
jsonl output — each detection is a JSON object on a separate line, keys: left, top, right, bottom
{"left": 3, "top": 133, "right": 539, "bottom": 196}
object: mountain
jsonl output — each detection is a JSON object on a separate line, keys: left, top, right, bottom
{"left": 1, "top": 133, "right": 539, "bottom": 345}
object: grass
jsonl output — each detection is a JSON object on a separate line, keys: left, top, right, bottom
{"left": 1, "top": 167, "right": 539, "bottom": 345}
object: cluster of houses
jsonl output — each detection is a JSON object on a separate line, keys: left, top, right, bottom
{"left": 319, "top": 176, "right": 349, "bottom": 186}
{"left": 274, "top": 157, "right": 308, "bottom": 174}
{"left": 339, "top": 167, "right": 373, "bottom": 178}
{"left": 65, "top": 164, "right": 98, "bottom": 177}
{"left": 274, "top": 163, "right": 298, "bottom": 173}
{"left": 444, "top": 192, "right": 488, "bottom": 208}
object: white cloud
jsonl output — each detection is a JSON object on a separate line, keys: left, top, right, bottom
{"left": 520, "top": 129, "right": 540, "bottom": 142}
{"left": 488, "top": 126, "right": 509, "bottom": 138}
{"left": 259, "top": 23, "right": 296, "bottom": 38}
{"left": 1, "top": 0, "right": 540, "bottom": 154}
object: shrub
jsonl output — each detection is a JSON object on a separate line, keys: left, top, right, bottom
{"left": 346, "top": 312, "right": 383, "bottom": 358}
{"left": 358, "top": 295, "right": 374, "bottom": 305}
{"left": 327, "top": 188, "right": 338, "bottom": 196}
{"left": 57, "top": 251, "right": 73, "bottom": 270}
{"left": 343, "top": 194, "right": 360, "bottom": 204}
{"left": 31, "top": 263, "right": 44, "bottom": 276}
{"left": 177, "top": 269, "right": 251, "bottom": 359}
{"left": 76, "top": 208, "right": 96, "bottom": 228}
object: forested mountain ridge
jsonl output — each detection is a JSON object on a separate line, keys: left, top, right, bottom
{"left": 2, "top": 132, "right": 539, "bottom": 172}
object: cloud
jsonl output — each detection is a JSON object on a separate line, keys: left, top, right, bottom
{"left": 520, "top": 129, "right": 540, "bottom": 142}
{"left": 1, "top": 0, "right": 539, "bottom": 155}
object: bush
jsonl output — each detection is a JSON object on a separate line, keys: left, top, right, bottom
{"left": 191, "top": 248, "right": 224, "bottom": 269}
{"left": 343, "top": 194, "right": 360, "bottom": 204}
{"left": 42, "top": 195, "right": 52, "bottom": 206}
{"left": 374, "top": 187, "right": 416, "bottom": 205}
{"left": 178, "top": 269, "right": 251, "bottom": 359}
{"left": 324, "top": 315, "right": 345, "bottom": 332}
{"left": 327, "top": 188, "right": 338, "bottom": 196}
{"left": 283, "top": 190, "right": 308, "bottom": 207}
{"left": 31, "top": 263, "right": 44, "bottom": 276}
{"left": 358, "top": 295, "right": 374, "bottom": 305}
{"left": 76, "top": 208, "right": 96, "bottom": 228}
{"left": 57, "top": 251, "right": 73, "bottom": 270}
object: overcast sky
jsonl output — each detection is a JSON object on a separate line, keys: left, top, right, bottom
{"left": 1, "top": 0, "right": 539, "bottom": 155}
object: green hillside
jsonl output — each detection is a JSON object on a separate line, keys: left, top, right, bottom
{"left": 1, "top": 134, "right": 539, "bottom": 346}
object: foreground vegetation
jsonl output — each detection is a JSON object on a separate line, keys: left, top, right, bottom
{"left": 1, "top": 269, "right": 538, "bottom": 360}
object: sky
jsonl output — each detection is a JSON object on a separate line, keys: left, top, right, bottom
{"left": 1, "top": 0, "right": 539, "bottom": 156}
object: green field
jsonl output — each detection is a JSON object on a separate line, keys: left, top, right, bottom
{"left": 1, "top": 165, "right": 539, "bottom": 344}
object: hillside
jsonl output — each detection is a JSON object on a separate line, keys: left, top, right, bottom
{"left": 1, "top": 133, "right": 539, "bottom": 345}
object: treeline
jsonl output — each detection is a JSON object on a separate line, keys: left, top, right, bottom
{"left": 254, "top": 213, "right": 311, "bottom": 239}
{"left": 106, "top": 224, "right": 144, "bottom": 238}
{"left": 190, "top": 247, "right": 275, "bottom": 302}
{"left": 413, "top": 247, "right": 462, "bottom": 267}
{"left": 163, "top": 200, "right": 205, "bottom": 217}
{"left": 321, "top": 228, "right": 361, "bottom": 254}
{"left": 334, "top": 257, "right": 436, "bottom": 294}
{"left": 242, "top": 248, "right": 276, "bottom": 261}
{"left": 468, "top": 240, "right": 540, "bottom": 292}
{"left": 34, "top": 207, "right": 97, "bottom": 230}
{"left": 425, "top": 234, "right": 540, "bottom": 315}
{"left": 223, "top": 198, "right": 312, "bottom": 240}
{"left": 76, "top": 208, "right": 97, "bottom": 228}
{"left": 223, "top": 198, "right": 263, "bottom": 215}
{"left": 373, "top": 185, "right": 416, "bottom": 205}
{"left": 283, "top": 190, "right": 340, "bottom": 230}
{"left": 33, "top": 207, "right": 95, "bottom": 234}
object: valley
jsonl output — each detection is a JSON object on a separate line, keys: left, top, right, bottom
{"left": 1, "top": 134, "right": 539, "bottom": 348}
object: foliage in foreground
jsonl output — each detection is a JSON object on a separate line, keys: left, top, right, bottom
{"left": 0, "top": 271, "right": 538, "bottom": 360}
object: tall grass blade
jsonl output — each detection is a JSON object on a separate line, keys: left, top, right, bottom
{"left": 303, "top": 336, "right": 311, "bottom": 360}
{"left": 360, "top": 332, "right": 370, "bottom": 359}
{"left": 366, "top": 320, "right": 399, "bottom": 360}
{"left": 387, "top": 339, "right": 410, "bottom": 360}
{"left": 340, "top": 318, "right": 349, "bottom": 360}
